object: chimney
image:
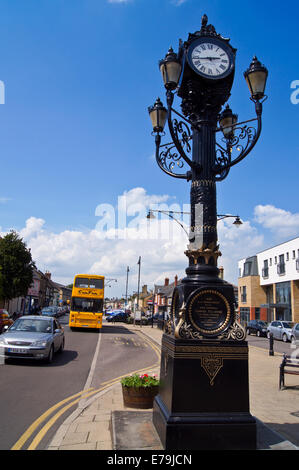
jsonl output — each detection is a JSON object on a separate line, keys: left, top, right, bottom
{"left": 164, "top": 278, "right": 169, "bottom": 286}
{"left": 142, "top": 285, "right": 148, "bottom": 294}
{"left": 174, "top": 275, "right": 178, "bottom": 287}
{"left": 45, "top": 271, "right": 51, "bottom": 280}
{"left": 219, "top": 266, "right": 224, "bottom": 280}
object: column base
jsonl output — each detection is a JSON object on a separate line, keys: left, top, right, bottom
{"left": 153, "top": 396, "right": 256, "bottom": 450}
{"left": 152, "top": 334, "right": 256, "bottom": 450}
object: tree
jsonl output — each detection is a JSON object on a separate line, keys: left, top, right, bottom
{"left": 0, "top": 231, "right": 36, "bottom": 304}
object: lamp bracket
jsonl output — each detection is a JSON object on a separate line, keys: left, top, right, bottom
{"left": 213, "top": 102, "right": 263, "bottom": 177}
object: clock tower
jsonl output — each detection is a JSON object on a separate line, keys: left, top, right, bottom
{"left": 150, "top": 15, "right": 263, "bottom": 450}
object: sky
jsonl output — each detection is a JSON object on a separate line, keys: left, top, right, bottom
{"left": 0, "top": 0, "right": 298, "bottom": 298}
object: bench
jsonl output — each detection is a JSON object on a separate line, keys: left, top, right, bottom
{"left": 279, "top": 353, "right": 299, "bottom": 389}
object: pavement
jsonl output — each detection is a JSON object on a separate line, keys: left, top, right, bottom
{"left": 47, "top": 323, "right": 299, "bottom": 451}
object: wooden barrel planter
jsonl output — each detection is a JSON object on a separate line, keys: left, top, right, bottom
{"left": 122, "top": 385, "right": 159, "bottom": 409}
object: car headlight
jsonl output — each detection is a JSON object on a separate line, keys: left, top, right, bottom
{"left": 0, "top": 338, "right": 7, "bottom": 345}
{"left": 31, "top": 340, "right": 48, "bottom": 347}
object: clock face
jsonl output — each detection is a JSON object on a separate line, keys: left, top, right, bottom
{"left": 187, "top": 39, "right": 234, "bottom": 80}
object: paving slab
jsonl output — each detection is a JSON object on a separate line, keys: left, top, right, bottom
{"left": 111, "top": 411, "right": 163, "bottom": 450}
{"left": 111, "top": 410, "right": 298, "bottom": 450}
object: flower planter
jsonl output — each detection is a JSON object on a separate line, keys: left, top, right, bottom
{"left": 122, "top": 385, "right": 159, "bottom": 409}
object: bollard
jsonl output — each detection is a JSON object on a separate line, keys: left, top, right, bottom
{"left": 269, "top": 332, "right": 274, "bottom": 356}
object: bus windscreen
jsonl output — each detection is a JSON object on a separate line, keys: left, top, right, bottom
{"left": 71, "top": 297, "right": 103, "bottom": 313}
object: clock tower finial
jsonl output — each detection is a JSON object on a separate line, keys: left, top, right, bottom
{"left": 201, "top": 14, "right": 208, "bottom": 27}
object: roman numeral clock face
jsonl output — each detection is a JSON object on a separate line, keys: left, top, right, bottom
{"left": 188, "top": 40, "right": 234, "bottom": 80}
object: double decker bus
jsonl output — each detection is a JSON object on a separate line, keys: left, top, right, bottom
{"left": 69, "top": 274, "right": 105, "bottom": 330}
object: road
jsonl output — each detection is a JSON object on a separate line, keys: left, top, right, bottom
{"left": 246, "top": 332, "right": 297, "bottom": 356}
{"left": 1, "top": 315, "right": 295, "bottom": 450}
{"left": 0, "top": 314, "right": 158, "bottom": 450}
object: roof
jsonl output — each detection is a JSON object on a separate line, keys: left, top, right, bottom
{"left": 52, "top": 282, "right": 72, "bottom": 291}
{"left": 17, "top": 315, "right": 54, "bottom": 320}
{"left": 154, "top": 279, "right": 182, "bottom": 297}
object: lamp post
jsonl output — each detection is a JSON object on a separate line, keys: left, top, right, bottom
{"left": 147, "top": 209, "right": 242, "bottom": 238}
{"left": 148, "top": 15, "right": 267, "bottom": 450}
{"left": 125, "top": 266, "right": 129, "bottom": 309}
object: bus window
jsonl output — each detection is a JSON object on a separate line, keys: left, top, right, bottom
{"left": 71, "top": 297, "right": 103, "bottom": 313}
{"left": 75, "top": 277, "right": 90, "bottom": 288}
{"left": 89, "top": 279, "right": 104, "bottom": 289}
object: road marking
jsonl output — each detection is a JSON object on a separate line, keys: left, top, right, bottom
{"left": 26, "top": 375, "right": 135, "bottom": 450}
{"left": 27, "top": 387, "right": 108, "bottom": 450}
{"left": 13, "top": 327, "right": 161, "bottom": 450}
{"left": 11, "top": 388, "right": 94, "bottom": 450}
{"left": 78, "top": 328, "right": 103, "bottom": 409}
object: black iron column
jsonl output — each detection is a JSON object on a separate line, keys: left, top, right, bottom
{"left": 149, "top": 14, "right": 268, "bottom": 450}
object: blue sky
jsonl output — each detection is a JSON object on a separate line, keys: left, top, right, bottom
{"left": 0, "top": 0, "right": 298, "bottom": 296}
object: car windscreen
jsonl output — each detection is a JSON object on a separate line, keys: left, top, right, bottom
{"left": 9, "top": 318, "right": 52, "bottom": 333}
{"left": 257, "top": 321, "right": 267, "bottom": 326}
{"left": 282, "top": 322, "right": 292, "bottom": 328}
{"left": 71, "top": 297, "right": 103, "bottom": 313}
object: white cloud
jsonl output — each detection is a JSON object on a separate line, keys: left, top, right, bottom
{"left": 3, "top": 192, "right": 297, "bottom": 297}
{"left": 254, "top": 204, "right": 299, "bottom": 239}
{"left": 107, "top": 0, "right": 132, "bottom": 3}
{"left": 217, "top": 219, "right": 264, "bottom": 284}
{"left": 0, "top": 197, "right": 11, "bottom": 204}
{"left": 172, "top": 0, "right": 187, "bottom": 4}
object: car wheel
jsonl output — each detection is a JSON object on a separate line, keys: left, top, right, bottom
{"left": 58, "top": 338, "right": 65, "bottom": 353}
{"left": 291, "top": 336, "right": 296, "bottom": 345}
{"left": 257, "top": 330, "right": 261, "bottom": 337}
{"left": 282, "top": 333, "right": 288, "bottom": 342}
{"left": 246, "top": 329, "right": 250, "bottom": 335}
{"left": 267, "top": 331, "right": 271, "bottom": 339}
{"left": 46, "top": 345, "right": 54, "bottom": 363}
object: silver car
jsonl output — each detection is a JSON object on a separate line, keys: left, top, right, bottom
{"left": 0, "top": 315, "right": 64, "bottom": 363}
{"left": 267, "top": 320, "right": 293, "bottom": 342}
{"left": 290, "top": 323, "right": 299, "bottom": 345}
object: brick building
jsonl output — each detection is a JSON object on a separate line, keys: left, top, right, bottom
{"left": 238, "top": 237, "right": 299, "bottom": 325}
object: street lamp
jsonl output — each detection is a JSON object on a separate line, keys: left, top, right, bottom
{"left": 219, "top": 105, "right": 238, "bottom": 140}
{"left": 148, "top": 14, "right": 267, "bottom": 450}
{"left": 159, "top": 47, "right": 182, "bottom": 91}
{"left": 244, "top": 56, "right": 268, "bottom": 102}
{"left": 148, "top": 98, "right": 168, "bottom": 134}
{"left": 104, "top": 278, "right": 117, "bottom": 288}
{"left": 147, "top": 209, "right": 242, "bottom": 238}
{"left": 146, "top": 209, "right": 190, "bottom": 237}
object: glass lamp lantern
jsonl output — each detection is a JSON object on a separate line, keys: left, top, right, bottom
{"left": 219, "top": 105, "right": 238, "bottom": 139}
{"left": 148, "top": 98, "right": 167, "bottom": 133}
{"left": 244, "top": 56, "right": 268, "bottom": 101}
{"left": 159, "top": 47, "right": 182, "bottom": 91}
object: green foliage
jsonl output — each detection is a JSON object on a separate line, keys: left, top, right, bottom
{"left": 121, "top": 373, "right": 159, "bottom": 388}
{"left": 0, "top": 231, "right": 36, "bottom": 301}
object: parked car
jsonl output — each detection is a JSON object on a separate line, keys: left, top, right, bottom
{"left": 290, "top": 323, "right": 299, "bottom": 345}
{"left": 246, "top": 320, "right": 268, "bottom": 337}
{"left": 106, "top": 310, "right": 129, "bottom": 323}
{"left": 41, "top": 306, "right": 59, "bottom": 318}
{"left": 104, "top": 308, "right": 113, "bottom": 316}
{"left": 0, "top": 309, "right": 14, "bottom": 333}
{"left": 152, "top": 313, "right": 161, "bottom": 323}
{"left": 267, "top": 321, "right": 294, "bottom": 342}
{"left": 57, "top": 307, "right": 66, "bottom": 317}
{"left": 0, "top": 315, "right": 65, "bottom": 363}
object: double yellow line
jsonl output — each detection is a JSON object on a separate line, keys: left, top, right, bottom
{"left": 11, "top": 333, "right": 161, "bottom": 450}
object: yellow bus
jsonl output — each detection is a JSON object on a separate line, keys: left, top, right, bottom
{"left": 69, "top": 274, "right": 105, "bottom": 330}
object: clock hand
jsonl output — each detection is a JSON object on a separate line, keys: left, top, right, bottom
{"left": 199, "top": 57, "right": 220, "bottom": 60}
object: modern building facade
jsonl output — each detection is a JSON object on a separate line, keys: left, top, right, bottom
{"left": 238, "top": 237, "right": 299, "bottom": 324}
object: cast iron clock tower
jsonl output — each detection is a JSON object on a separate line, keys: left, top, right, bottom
{"left": 148, "top": 15, "right": 268, "bottom": 450}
